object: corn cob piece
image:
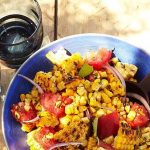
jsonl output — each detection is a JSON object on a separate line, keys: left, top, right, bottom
{"left": 114, "top": 121, "right": 140, "bottom": 150}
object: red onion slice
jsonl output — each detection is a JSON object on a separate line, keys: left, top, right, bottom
{"left": 49, "top": 142, "right": 83, "bottom": 150}
{"left": 86, "top": 109, "right": 91, "bottom": 119}
{"left": 127, "top": 92, "right": 150, "bottom": 114}
{"left": 18, "top": 74, "right": 44, "bottom": 94}
{"left": 23, "top": 116, "right": 39, "bottom": 123}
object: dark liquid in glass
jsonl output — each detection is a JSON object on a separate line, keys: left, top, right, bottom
{"left": 0, "top": 14, "right": 43, "bottom": 68}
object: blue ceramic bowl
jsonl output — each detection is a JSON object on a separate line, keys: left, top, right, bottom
{"left": 2, "top": 34, "right": 150, "bottom": 150}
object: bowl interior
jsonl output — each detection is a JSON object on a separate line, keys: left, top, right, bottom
{"left": 3, "top": 34, "right": 150, "bottom": 150}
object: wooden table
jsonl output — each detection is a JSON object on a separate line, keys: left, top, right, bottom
{"left": 1, "top": 0, "right": 150, "bottom": 149}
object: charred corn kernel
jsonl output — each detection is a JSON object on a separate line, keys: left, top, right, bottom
{"left": 57, "top": 81, "right": 65, "bottom": 91}
{"left": 79, "top": 96, "right": 87, "bottom": 105}
{"left": 60, "top": 116, "right": 71, "bottom": 126}
{"left": 103, "top": 135, "right": 114, "bottom": 144}
{"left": 142, "top": 127, "right": 150, "bottom": 133}
{"left": 20, "top": 94, "right": 26, "bottom": 101}
{"left": 101, "top": 79, "right": 109, "bottom": 89}
{"left": 31, "top": 89, "right": 38, "bottom": 97}
{"left": 101, "top": 92, "right": 111, "bottom": 103}
{"left": 77, "top": 86, "right": 86, "bottom": 96}
{"left": 100, "top": 71, "right": 107, "bottom": 78}
{"left": 125, "top": 105, "right": 130, "bottom": 113}
{"left": 65, "top": 104, "right": 74, "bottom": 115}
{"left": 104, "top": 88, "right": 113, "bottom": 97}
{"left": 139, "top": 145, "right": 147, "bottom": 150}
{"left": 142, "top": 132, "right": 150, "bottom": 141}
{"left": 127, "top": 110, "right": 136, "bottom": 121}
{"left": 92, "top": 82, "right": 101, "bottom": 91}
{"left": 79, "top": 106, "right": 87, "bottom": 112}
{"left": 81, "top": 117, "right": 89, "bottom": 123}
{"left": 96, "top": 109, "right": 105, "bottom": 117}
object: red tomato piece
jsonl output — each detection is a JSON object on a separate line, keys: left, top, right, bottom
{"left": 97, "top": 111, "right": 119, "bottom": 139}
{"left": 11, "top": 102, "right": 37, "bottom": 123}
{"left": 40, "top": 92, "right": 65, "bottom": 118}
{"left": 62, "top": 96, "right": 73, "bottom": 105}
{"left": 87, "top": 48, "right": 112, "bottom": 70}
{"left": 34, "top": 127, "right": 56, "bottom": 150}
{"left": 127, "top": 103, "right": 149, "bottom": 128}
{"left": 98, "top": 141, "right": 115, "bottom": 150}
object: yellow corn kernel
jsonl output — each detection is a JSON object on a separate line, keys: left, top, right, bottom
{"left": 79, "top": 106, "right": 87, "bottom": 112}
{"left": 21, "top": 124, "right": 32, "bottom": 132}
{"left": 84, "top": 80, "right": 91, "bottom": 90}
{"left": 100, "top": 71, "right": 107, "bottom": 78}
{"left": 31, "top": 89, "right": 39, "bottom": 97}
{"left": 78, "top": 112, "right": 84, "bottom": 117}
{"left": 104, "top": 88, "right": 113, "bottom": 97}
{"left": 65, "top": 104, "right": 74, "bottom": 115}
{"left": 89, "top": 107, "right": 96, "bottom": 113}
{"left": 125, "top": 105, "right": 130, "bottom": 113}
{"left": 79, "top": 96, "right": 87, "bottom": 105}
{"left": 101, "top": 92, "right": 111, "bottom": 103}
{"left": 35, "top": 103, "right": 42, "bottom": 111}
{"left": 88, "top": 93, "right": 93, "bottom": 99}
{"left": 101, "top": 103, "right": 107, "bottom": 107}
{"left": 117, "top": 100, "right": 122, "bottom": 109}
{"left": 103, "top": 135, "right": 114, "bottom": 144}
{"left": 96, "top": 109, "right": 105, "bottom": 117}
{"left": 139, "top": 145, "right": 147, "bottom": 150}
{"left": 57, "top": 81, "right": 65, "bottom": 91}
{"left": 74, "top": 107, "right": 79, "bottom": 114}
{"left": 111, "top": 57, "right": 119, "bottom": 64}
{"left": 20, "top": 94, "right": 26, "bottom": 101}
{"left": 81, "top": 117, "right": 90, "bottom": 123}
{"left": 26, "top": 94, "right": 32, "bottom": 99}
{"left": 90, "top": 98, "right": 100, "bottom": 107}
{"left": 101, "top": 79, "right": 109, "bottom": 89}
{"left": 60, "top": 116, "right": 71, "bottom": 126}
{"left": 77, "top": 86, "right": 86, "bottom": 96}
{"left": 72, "top": 115, "right": 80, "bottom": 121}
{"left": 92, "top": 81, "right": 101, "bottom": 91}
{"left": 127, "top": 110, "right": 136, "bottom": 121}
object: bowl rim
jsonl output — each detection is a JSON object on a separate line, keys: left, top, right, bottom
{"left": 2, "top": 33, "right": 150, "bottom": 149}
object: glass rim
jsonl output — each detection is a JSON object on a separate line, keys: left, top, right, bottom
{"left": 0, "top": 0, "right": 42, "bottom": 46}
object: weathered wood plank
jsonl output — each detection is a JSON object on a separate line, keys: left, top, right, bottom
{"left": 0, "top": 1, "right": 55, "bottom": 149}
{"left": 57, "top": 0, "right": 150, "bottom": 51}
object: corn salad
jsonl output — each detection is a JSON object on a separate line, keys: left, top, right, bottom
{"left": 11, "top": 48, "right": 150, "bottom": 150}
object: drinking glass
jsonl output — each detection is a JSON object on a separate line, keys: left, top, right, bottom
{"left": 0, "top": 0, "right": 43, "bottom": 68}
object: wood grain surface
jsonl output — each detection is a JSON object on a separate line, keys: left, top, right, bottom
{"left": 1, "top": 0, "right": 150, "bottom": 149}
